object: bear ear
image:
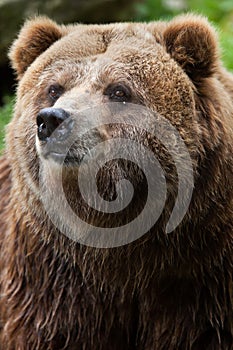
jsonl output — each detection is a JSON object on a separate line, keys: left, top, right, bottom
{"left": 163, "top": 14, "right": 219, "bottom": 81}
{"left": 9, "top": 17, "right": 65, "bottom": 79}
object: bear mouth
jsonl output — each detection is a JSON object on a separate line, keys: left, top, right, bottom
{"left": 42, "top": 149, "right": 86, "bottom": 166}
{"left": 37, "top": 122, "right": 104, "bottom": 166}
{"left": 37, "top": 130, "right": 93, "bottom": 166}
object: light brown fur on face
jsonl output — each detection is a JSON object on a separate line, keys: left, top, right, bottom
{"left": 0, "top": 14, "right": 232, "bottom": 349}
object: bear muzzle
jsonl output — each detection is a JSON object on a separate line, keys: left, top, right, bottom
{"left": 36, "top": 107, "right": 78, "bottom": 163}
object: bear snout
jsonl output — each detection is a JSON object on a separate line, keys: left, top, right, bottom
{"left": 37, "top": 107, "right": 73, "bottom": 142}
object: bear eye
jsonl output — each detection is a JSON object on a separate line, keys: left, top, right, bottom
{"left": 48, "top": 84, "right": 64, "bottom": 101}
{"left": 104, "top": 84, "right": 132, "bottom": 102}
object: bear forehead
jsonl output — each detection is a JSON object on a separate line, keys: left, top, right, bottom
{"left": 34, "top": 23, "right": 165, "bottom": 69}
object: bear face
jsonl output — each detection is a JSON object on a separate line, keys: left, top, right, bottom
{"left": 6, "top": 15, "right": 232, "bottom": 245}
{"left": 0, "top": 14, "right": 232, "bottom": 350}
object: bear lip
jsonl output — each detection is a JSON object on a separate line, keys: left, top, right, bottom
{"left": 42, "top": 149, "right": 85, "bottom": 166}
{"left": 44, "top": 151, "right": 66, "bottom": 163}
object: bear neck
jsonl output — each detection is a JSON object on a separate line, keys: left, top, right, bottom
{"left": 1, "top": 148, "right": 232, "bottom": 274}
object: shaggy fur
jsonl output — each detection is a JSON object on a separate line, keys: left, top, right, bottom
{"left": 0, "top": 14, "right": 232, "bottom": 349}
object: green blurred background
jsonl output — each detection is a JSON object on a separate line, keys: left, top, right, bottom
{"left": 1, "top": 0, "right": 233, "bottom": 151}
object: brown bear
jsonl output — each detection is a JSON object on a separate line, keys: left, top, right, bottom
{"left": 0, "top": 14, "right": 232, "bottom": 349}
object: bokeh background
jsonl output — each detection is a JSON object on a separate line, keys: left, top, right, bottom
{"left": 1, "top": 0, "right": 233, "bottom": 150}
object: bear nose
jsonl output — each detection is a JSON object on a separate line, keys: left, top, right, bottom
{"left": 37, "top": 108, "right": 72, "bottom": 142}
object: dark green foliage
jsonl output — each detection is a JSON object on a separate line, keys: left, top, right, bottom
{"left": 0, "top": 96, "right": 14, "bottom": 152}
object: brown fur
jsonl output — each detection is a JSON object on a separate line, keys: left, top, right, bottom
{"left": 0, "top": 14, "right": 232, "bottom": 349}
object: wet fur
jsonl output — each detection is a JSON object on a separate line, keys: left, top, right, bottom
{"left": 0, "top": 14, "right": 233, "bottom": 349}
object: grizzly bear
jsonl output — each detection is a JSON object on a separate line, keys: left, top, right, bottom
{"left": 0, "top": 14, "right": 232, "bottom": 349}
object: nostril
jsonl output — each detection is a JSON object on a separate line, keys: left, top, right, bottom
{"left": 37, "top": 115, "right": 48, "bottom": 142}
{"left": 37, "top": 115, "right": 46, "bottom": 131}
{"left": 37, "top": 108, "right": 71, "bottom": 142}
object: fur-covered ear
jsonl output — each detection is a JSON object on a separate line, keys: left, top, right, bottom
{"left": 9, "top": 17, "right": 65, "bottom": 79}
{"left": 163, "top": 14, "right": 219, "bottom": 81}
